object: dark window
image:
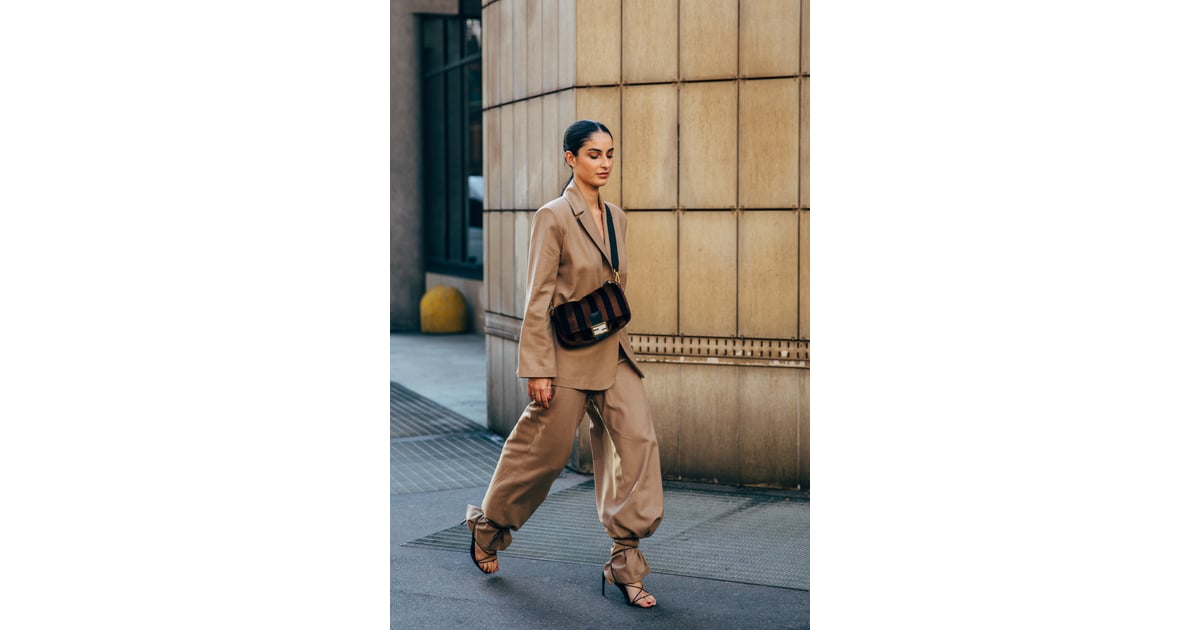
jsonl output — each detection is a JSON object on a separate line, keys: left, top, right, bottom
{"left": 421, "top": 14, "right": 483, "bottom": 279}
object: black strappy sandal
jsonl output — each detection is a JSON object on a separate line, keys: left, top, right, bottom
{"left": 461, "top": 516, "right": 498, "bottom": 574}
{"left": 469, "top": 537, "right": 497, "bottom": 574}
{"left": 601, "top": 570, "right": 656, "bottom": 608}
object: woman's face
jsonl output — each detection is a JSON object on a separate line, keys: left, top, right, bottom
{"left": 566, "top": 131, "right": 614, "bottom": 190}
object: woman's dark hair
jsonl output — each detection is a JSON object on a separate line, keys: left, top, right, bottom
{"left": 561, "top": 120, "right": 613, "bottom": 193}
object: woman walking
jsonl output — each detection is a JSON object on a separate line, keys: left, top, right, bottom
{"left": 465, "top": 120, "right": 664, "bottom": 608}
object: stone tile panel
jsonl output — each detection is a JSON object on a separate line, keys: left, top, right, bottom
{"left": 672, "top": 364, "right": 739, "bottom": 483}
{"left": 680, "top": 81, "right": 737, "bottom": 209}
{"left": 555, "top": 90, "right": 577, "bottom": 198}
{"left": 496, "top": 212, "right": 513, "bottom": 316}
{"left": 512, "top": 0, "right": 528, "bottom": 100}
{"left": 500, "top": 104, "right": 514, "bottom": 208}
{"left": 527, "top": 97, "right": 544, "bottom": 208}
{"left": 625, "top": 211, "right": 678, "bottom": 335}
{"left": 575, "top": 0, "right": 621, "bottom": 85}
{"left": 539, "top": 0, "right": 558, "bottom": 93}
{"left": 622, "top": 0, "right": 678, "bottom": 83}
{"left": 486, "top": 211, "right": 501, "bottom": 311}
{"left": 512, "top": 99, "right": 529, "bottom": 209}
{"left": 557, "top": 0, "right": 576, "bottom": 89}
{"left": 486, "top": 333, "right": 502, "bottom": 425}
{"left": 499, "top": 0, "right": 513, "bottom": 103}
{"left": 740, "top": 0, "right": 800, "bottom": 78}
{"left": 484, "top": 107, "right": 500, "bottom": 210}
{"left": 679, "top": 211, "right": 737, "bottom": 337}
{"left": 513, "top": 210, "right": 530, "bottom": 318}
{"left": 621, "top": 84, "right": 677, "bottom": 209}
{"left": 542, "top": 94, "right": 564, "bottom": 203}
{"left": 499, "top": 337, "right": 519, "bottom": 434}
{"left": 739, "top": 78, "right": 799, "bottom": 208}
{"left": 738, "top": 210, "right": 799, "bottom": 338}
{"left": 801, "top": 0, "right": 810, "bottom": 76}
{"left": 800, "top": 75, "right": 810, "bottom": 209}
{"left": 641, "top": 362, "right": 682, "bottom": 475}
{"left": 526, "top": 0, "right": 542, "bottom": 98}
{"left": 574, "top": 87, "right": 622, "bottom": 205}
{"left": 799, "top": 209, "right": 809, "bottom": 339}
{"left": 797, "top": 367, "right": 809, "bottom": 488}
{"left": 483, "top": 1, "right": 497, "bottom": 108}
{"left": 680, "top": 0, "right": 738, "bottom": 80}
{"left": 737, "top": 367, "right": 801, "bottom": 486}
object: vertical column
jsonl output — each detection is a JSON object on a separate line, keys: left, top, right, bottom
{"left": 484, "top": 0, "right": 810, "bottom": 488}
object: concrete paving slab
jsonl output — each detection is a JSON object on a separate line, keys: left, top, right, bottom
{"left": 390, "top": 333, "right": 487, "bottom": 426}
{"left": 409, "top": 480, "right": 809, "bottom": 591}
{"left": 389, "top": 333, "right": 810, "bottom": 628}
{"left": 392, "top": 546, "right": 809, "bottom": 630}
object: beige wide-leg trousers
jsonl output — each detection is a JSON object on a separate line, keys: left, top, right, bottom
{"left": 466, "top": 359, "right": 664, "bottom": 583}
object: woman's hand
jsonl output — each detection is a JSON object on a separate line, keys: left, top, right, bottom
{"left": 528, "top": 377, "right": 554, "bottom": 409}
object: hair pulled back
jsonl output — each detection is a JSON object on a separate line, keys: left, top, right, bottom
{"left": 561, "top": 120, "right": 613, "bottom": 194}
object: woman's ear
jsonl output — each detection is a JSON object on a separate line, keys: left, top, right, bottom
{"left": 563, "top": 151, "right": 575, "bottom": 169}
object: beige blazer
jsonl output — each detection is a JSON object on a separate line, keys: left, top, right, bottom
{"left": 516, "top": 180, "right": 644, "bottom": 390}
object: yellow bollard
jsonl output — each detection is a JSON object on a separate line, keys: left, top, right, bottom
{"left": 419, "top": 285, "right": 469, "bottom": 334}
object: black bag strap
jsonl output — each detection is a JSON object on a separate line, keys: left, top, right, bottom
{"left": 604, "top": 202, "right": 619, "bottom": 274}
{"left": 552, "top": 204, "right": 621, "bottom": 316}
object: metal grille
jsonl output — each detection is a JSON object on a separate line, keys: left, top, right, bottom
{"left": 630, "top": 334, "right": 810, "bottom": 368}
{"left": 390, "top": 381, "right": 502, "bottom": 494}
{"left": 391, "top": 432, "right": 503, "bottom": 495}
{"left": 391, "top": 382, "right": 481, "bottom": 438}
{"left": 405, "top": 480, "right": 809, "bottom": 590}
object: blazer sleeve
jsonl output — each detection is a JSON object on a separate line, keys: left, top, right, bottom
{"left": 517, "top": 206, "right": 562, "bottom": 379}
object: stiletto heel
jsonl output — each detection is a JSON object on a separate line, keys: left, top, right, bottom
{"left": 601, "top": 569, "right": 655, "bottom": 608}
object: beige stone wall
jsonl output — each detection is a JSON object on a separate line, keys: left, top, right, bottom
{"left": 483, "top": 0, "right": 809, "bottom": 489}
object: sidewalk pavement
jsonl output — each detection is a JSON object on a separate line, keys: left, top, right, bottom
{"left": 391, "top": 333, "right": 810, "bottom": 630}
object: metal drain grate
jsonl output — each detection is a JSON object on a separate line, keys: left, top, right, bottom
{"left": 391, "top": 382, "right": 481, "bottom": 438}
{"left": 391, "top": 432, "right": 503, "bottom": 495}
{"left": 405, "top": 480, "right": 809, "bottom": 590}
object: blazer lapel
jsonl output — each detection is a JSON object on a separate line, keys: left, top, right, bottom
{"left": 563, "top": 180, "right": 614, "bottom": 269}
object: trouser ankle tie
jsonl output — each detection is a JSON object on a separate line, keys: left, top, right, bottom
{"left": 464, "top": 504, "right": 513, "bottom": 552}
{"left": 606, "top": 537, "right": 650, "bottom": 584}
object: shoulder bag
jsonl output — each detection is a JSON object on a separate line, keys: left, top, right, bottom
{"left": 548, "top": 204, "right": 631, "bottom": 348}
